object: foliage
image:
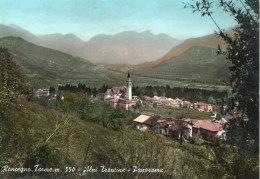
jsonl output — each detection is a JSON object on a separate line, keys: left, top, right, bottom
{"left": 23, "top": 143, "right": 59, "bottom": 169}
{"left": 54, "top": 92, "right": 136, "bottom": 130}
{"left": 185, "top": 0, "right": 259, "bottom": 145}
{"left": 63, "top": 91, "right": 89, "bottom": 103}
{"left": 0, "top": 93, "right": 257, "bottom": 178}
{"left": 0, "top": 47, "right": 32, "bottom": 167}
{"left": 0, "top": 47, "right": 32, "bottom": 96}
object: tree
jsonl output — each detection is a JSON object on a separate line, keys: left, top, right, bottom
{"left": 0, "top": 48, "right": 32, "bottom": 96}
{"left": 185, "top": 0, "right": 259, "bottom": 145}
{"left": 0, "top": 47, "right": 32, "bottom": 166}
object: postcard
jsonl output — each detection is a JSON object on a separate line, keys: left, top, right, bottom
{"left": 0, "top": 0, "right": 258, "bottom": 178}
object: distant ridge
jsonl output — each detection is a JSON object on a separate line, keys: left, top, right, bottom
{"left": 77, "top": 30, "right": 183, "bottom": 64}
{"left": 136, "top": 29, "right": 234, "bottom": 69}
{"left": 0, "top": 24, "right": 183, "bottom": 65}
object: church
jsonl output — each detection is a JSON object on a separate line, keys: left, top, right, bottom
{"left": 102, "top": 72, "right": 136, "bottom": 110}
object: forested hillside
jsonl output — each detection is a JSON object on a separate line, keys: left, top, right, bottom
{"left": 0, "top": 37, "right": 108, "bottom": 88}
{"left": 131, "top": 46, "right": 230, "bottom": 89}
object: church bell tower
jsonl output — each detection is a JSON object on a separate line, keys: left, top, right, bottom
{"left": 126, "top": 72, "right": 132, "bottom": 101}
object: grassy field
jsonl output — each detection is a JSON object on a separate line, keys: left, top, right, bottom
{"left": 140, "top": 103, "right": 211, "bottom": 120}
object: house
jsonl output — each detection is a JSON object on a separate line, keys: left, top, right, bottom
{"left": 143, "top": 95, "right": 157, "bottom": 103}
{"left": 182, "top": 118, "right": 198, "bottom": 140}
{"left": 181, "top": 101, "right": 193, "bottom": 108}
{"left": 194, "top": 102, "right": 212, "bottom": 112}
{"left": 165, "top": 101, "right": 180, "bottom": 108}
{"left": 104, "top": 86, "right": 126, "bottom": 100}
{"left": 34, "top": 89, "right": 50, "bottom": 97}
{"left": 97, "top": 92, "right": 105, "bottom": 100}
{"left": 133, "top": 114, "right": 151, "bottom": 132}
{"left": 159, "top": 96, "right": 167, "bottom": 101}
{"left": 156, "top": 118, "right": 175, "bottom": 136}
{"left": 174, "top": 98, "right": 182, "bottom": 103}
{"left": 143, "top": 115, "right": 164, "bottom": 131}
{"left": 132, "top": 95, "right": 138, "bottom": 101}
{"left": 168, "top": 120, "right": 188, "bottom": 140}
{"left": 192, "top": 121, "right": 226, "bottom": 142}
{"left": 105, "top": 98, "right": 136, "bottom": 110}
{"left": 161, "top": 100, "right": 171, "bottom": 105}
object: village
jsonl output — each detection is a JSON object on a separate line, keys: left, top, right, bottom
{"left": 34, "top": 72, "right": 239, "bottom": 144}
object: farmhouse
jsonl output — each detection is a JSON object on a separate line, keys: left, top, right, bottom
{"left": 192, "top": 121, "right": 226, "bottom": 142}
{"left": 34, "top": 89, "right": 50, "bottom": 97}
{"left": 194, "top": 102, "right": 212, "bottom": 112}
{"left": 182, "top": 118, "right": 198, "bottom": 139}
{"left": 143, "top": 115, "right": 164, "bottom": 131}
{"left": 105, "top": 98, "right": 136, "bottom": 110}
{"left": 133, "top": 114, "right": 151, "bottom": 132}
{"left": 156, "top": 118, "right": 175, "bottom": 136}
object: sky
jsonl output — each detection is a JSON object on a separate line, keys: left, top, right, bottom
{"left": 0, "top": 0, "right": 238, "bottom": 40}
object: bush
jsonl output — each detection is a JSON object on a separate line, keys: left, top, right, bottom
{"left": 23, "top": 143, "right": 59, "bottom": 169}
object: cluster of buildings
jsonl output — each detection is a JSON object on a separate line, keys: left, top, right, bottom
{"left": 34, "top": 88, "right": 50, "bottom": 97}
{"left": 33, "top": 73, "right": 236, "bottom": 143}
{"left": 143, "top": 95, "right": 213, "bottom": 112}
{"left": 97, "top": 72, "right": 138, "bottom": 110}
{"left": 133, "top": 114, "right": 226, "bottom": 143}
{"left": 33, "top": 88, "right": 64, "bottom": 100}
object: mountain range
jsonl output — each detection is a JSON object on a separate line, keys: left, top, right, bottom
{"left": 0, "top": 24, "right": 233, "bottom": 89}
{"left": 0, "top": 24, "right": 182, "bottom": 64}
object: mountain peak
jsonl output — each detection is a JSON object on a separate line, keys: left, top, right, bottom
{"left": 141, "top": 30, "right": 153, "bottom": 35}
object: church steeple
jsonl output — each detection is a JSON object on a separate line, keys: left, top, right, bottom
{"left": 126, "top": 72, "right": 132, "bottom": 101}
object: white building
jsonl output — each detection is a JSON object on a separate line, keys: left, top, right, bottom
{"left": 126, "top": 72, "right": 132, "bottom": 101}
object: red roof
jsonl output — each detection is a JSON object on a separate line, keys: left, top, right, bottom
{"left": 182, "top": 118, "right": 198, "bottom": 125}
{"left": 193, "top": 121, "right": 223, "bottom": 132}
{"left": 195, "top": 102, "right": 211, "bottom": 106}
{"left": 104, "top": 89, "right": 113, "bottom": 95}
{"left": 108, "top": 98, "right": 118, "bottom": 103}
{"left": 143, "top": 95, "right": 157, "bottom": 101}
{"left": 144, "top": 115, "right": 164, "bottom": 127}
{"left": 157, "top": 119, "right": 167, "bottom": 123}
{"left": 111, "top": 86, "right": 126, "bottom": 94}
{"left": 118, "top": 98, "right": 132, "bottom": 104}
{"left": 161, "top": 100, "right": 170, "bottom": 104}
{"left": 166, "top": 119, "right": 175, "bottom": 125}
{"left": 169, "top": 120, "right": 187, "bottom": 132}
{"left": 185, "top": 101, "right": 193, "bottom": 105}
{"left": 175, "top": 98, "right": 182, "bottom": 101}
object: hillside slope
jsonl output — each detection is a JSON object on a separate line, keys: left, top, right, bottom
{"left": 136, "top": 31, "right": 232, "bottom": 69}
{"left": 0, "top": 24, "right": 84, "bottom": 58}
{"left": 131, "top": 46, "right": 230, "bottom": 87}
{"left": 0, "top": 36, "right": 108, "bottom": 88}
